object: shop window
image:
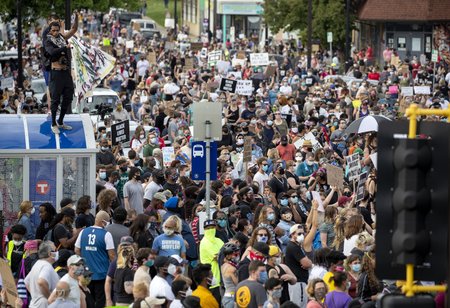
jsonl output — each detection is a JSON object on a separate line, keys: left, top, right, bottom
{"left": 0, "top": 158, "right": 23, "bottom": 228}
{"left": 63, "top": 157, "right": 90, "bottom": 202}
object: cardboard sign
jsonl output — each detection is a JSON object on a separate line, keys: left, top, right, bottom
{"left": 265, "top": 65, "right": 276, "bottom": 77}
{"left": 219, "top": 78, "right": 237, "bottom": 93}
{"left": 111, "top": 120, "right": 130, "bottom": 146}
{"left": 232, "top": 58, "right": 246, "bottom": 67}
{"left": 216, "top": 60, "right": 230, "bottom": 74}
{"left": 184, "top": 57, "right": 194, "bottom": 70}
{"left": 243, "top": 136, "right": 252, "bottom": 163}
{"left": 147, "top": 52, "right": 157, "bottom": 64}
{"left": 125, "top": 40, "right": 134, "bottom": 49}
{"left": 162, "top": 146, "right": 175, "bottom": 165}
{"left": 326, "top": 163, "right": 344, "bottom": 190}
{"left": 191, "top": 42, "right": 203, "bottom": 51}
{"left": 401, "top": 87, "right": 414, "bottom": 97}
{"left": 293, "top": 132, "right": 322, "bottom": 152}
{"left": 237, "top": 51, "right": 246, "bottom": 59}
{"left": 0, "top": 77, "right": 14, "bottom": 90}
{"left": 414, "top": 86, "right": 431, "bottom": 95}
{"left": 208, "top": 50, "right": 222, "bottom": 66}
{"left": 250, "top": 53, "right": 269, "bottom": 66}
{"left": 346, "top": 153, "right": 361, "bottom": 181}
{"left": 0, "top": 258, "right": 18, "bottom": 305}
{"left": 236, "top": 80, "right": 253, "bottom": 96}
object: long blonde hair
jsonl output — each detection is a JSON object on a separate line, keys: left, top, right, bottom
{"left": 117, "top": 245, "right": 135, "bottom": 269}
{"left": 18, "top": 201, "right": 33, "bottom": 220}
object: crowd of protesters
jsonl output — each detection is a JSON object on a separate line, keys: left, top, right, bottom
{"left": 0, "top": 6, "right": 449, "bottom": 308}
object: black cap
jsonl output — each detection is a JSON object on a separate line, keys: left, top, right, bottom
{"left": 60, "top": 198, "right": 73, "bottom": 208}
{"left": 154, "top": 256, "right": 170, "bottom": 268}
{"left": 204, "top": 219, "right": 216, "bottom": 228}
{"left": 60, "top": 207, "right": 75, "bottom": 219}
{"left": 182, "top": 296, "right": 201, "bottom": 308}
{"left": 281, "top": 135, "right": 288, "bottom": 142}
{"left": 252, "top": 242, "right": 270, "bottom": 257}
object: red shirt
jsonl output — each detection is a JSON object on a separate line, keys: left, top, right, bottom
{"left": 276, "top": 144, "right": 296, "bottom": 161}
{"left": 368, "top": 72, "right": 380, "bottom": 80}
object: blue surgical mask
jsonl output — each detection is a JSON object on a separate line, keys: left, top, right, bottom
{"left": 267, "top": 213, "right": 275, "bottom": 221}
{"left": 280, "top": 199, "right": 289, "bottom": 206}
{"left": 272, "top": 288, "right": 283, "bottom": 299}
{"left": 218, "top": 219, "right": 227, "bottom": 228}
{"left": 290, "top": 197, "right": 298, "bottom": 204}
{"left": 262, "top": 165, "right": 269, "bottom": 172}
{"left": 257, "top": 235, "right": 268, "bottom": 243}
{"left": 185, "top": 170, "right": 190, "bottom": 178}
{"left": 258, "top": 271, "right": 268, "bottom": 284}
{"left": 351, "top": 264, "right": 361, "bottom": 273}
{"left": 99, "top": 172, "right": 107, "bottom": 180}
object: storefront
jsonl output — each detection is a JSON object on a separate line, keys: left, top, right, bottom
{"left": 0, "top": 114, "right": 97, "bottom": 229}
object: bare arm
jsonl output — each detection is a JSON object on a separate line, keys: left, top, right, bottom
{"left": 37, "top": 278, "right": 51, "bottom": 299}
{"left": 47, "top": 289, "right": 56, "bottom": 304}
{"left": 124, "top": 197, "right": 130, "bottom": 211}
{"left": 322, "top": 187, "right": 336, "bottom": 208}
{"left": 62, "top": 12, "right": 79, "bottom": 40}
{"left": 108, "top": 249, "right": 116, "bottom": 262}
{"left": 300, "top": 256, "right": 312, "bottom": 269}
{"left": 278, "top": 264, "right": 297, "bottom": 285}
{"left": 105, "top": 276, "right": 113, "bottom": 307}
{"left": 320, "top": 232, "right": 328, "bottom": 248}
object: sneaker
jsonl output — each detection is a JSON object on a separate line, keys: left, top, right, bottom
{"left": 58, "top": 123, "right": 72, "bottom": 130}
{"left": 51, "top": 125, "right": 60, "bottom": 134}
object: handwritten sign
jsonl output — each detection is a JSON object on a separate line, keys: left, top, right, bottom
{"left": 311, "top": 191, "right": 325, "bottom": 212}
{"left": 236, "top": 80, "right": 253, "bottom": 96}
{"left": 250, "top": 53, "right": 269, "bottom": 66}
{"left": 232, "top": 58, "right": 246, "bottom": 67}
{"left": 184, "top": 57, "right": 194, "bottom": 70}
{"left": 266, "top": 65, "right": 276, "bottom": 77}
{"left": 326, "top": 163, "right": 344, "bottom": 190}
{"left": 346, "top": 153, "right": 361, "bottom": 181}
{"left": 219, "top": 78, "right": 237, "bottom": 93}
{"left": 125, "top": 40, "right": 134, "bottom": 49}
{"left": 243, "top": 136, "right": 252, "bottom": 163}
{"left": 414, "top": 86, "right": 431, "bottom": 95}
{"left": 208, "top": 50, "right": 223, "bottom": 66}
{"left": 147, "top": 52, "right": 157, "bottom": 64}
{"left": 237, "top": 51, "right": 246, "bottom": 59}
{"left": 0, "top": 258, "right": 18, "bottom": 305}
{"left": 293, "top": 132, "right": 322, "bottom": 152}
{"left": 401, "top": 87, "right": 414, "bottom": 97}
{"left": 0, "top": 77, "right": 14, "bottom": 90}
{"left": 162, "top": 146, "right": 175, "bottom": 165}
{"left": 191, "top": 42, "right": 203, "bottom": 51}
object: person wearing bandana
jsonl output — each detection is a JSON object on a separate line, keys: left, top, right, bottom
{"left": 43, "top": 12, "right": 78, "bottom": 134}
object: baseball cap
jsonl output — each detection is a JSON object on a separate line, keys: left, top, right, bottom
{"left": 269, "top": 245, "right": 280, "bottom": 257}
{"left": 289, "top": 224, "right": 303, "bottom": 235}
{"left": 154, "top": 256, "right": 170, "bottom": 268}
{"left": 153, "top": 192, "right": 167, "bottom": 203}
{"left": 302, "top": 140, "right": 313, "bottom": 148}
{"left": 140, "top": 297, "right": 166, "bottom": 308}
{"left": 169, "top": 255, "right": 187, "bottom": 265}
{"left": 67, "top": 255, "right": 84, "bottom": 267}
{"left": 60, "top": 207, "right": 75, "bottom": 219}
{"left": 252, "top": 242, "right": 270, "bottom": 257}
{"left": 338, "top": 196, "right": 352, "bottom": 207}
{"left": 204, "top": 219, "right": 216, "bottom": 228}
{"left": 120, "top": 236, "right": 134, "bottom": 245}
{"left": 281, "top": 135, "right": 288, "bottom": 142}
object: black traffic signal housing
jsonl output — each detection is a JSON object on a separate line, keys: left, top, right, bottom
{"left": 376, "top": 120, "right": 449, "bottom": 281}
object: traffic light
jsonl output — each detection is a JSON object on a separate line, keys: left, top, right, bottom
{"left": 376, "top": 121, "right": 449, "bottom": 281}
{"left": 391, "top": 138, "right": 431, "bottom": 265}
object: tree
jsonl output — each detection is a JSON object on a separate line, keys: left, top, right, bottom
{"left": 263, "top": 0, "right": 356, "bottom": 48}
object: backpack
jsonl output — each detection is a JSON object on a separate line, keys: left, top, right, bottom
{"left": 312, "top": 230, "right": 322, "bottom": 250}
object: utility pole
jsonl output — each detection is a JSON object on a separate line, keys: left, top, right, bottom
{"left": 307, "top": 0, "right": 312, "bottom": 69}
{"left": 65, "top": 0, "right": 71, "bottom": 30}
{"left": 345, "top": 0, "right": 350, "bottom": 61}
{"left": 174, "top": 0, "right": 178, "bottom": 34}
{"left": 17, "top": 0, "right": 23, "bottom": 89}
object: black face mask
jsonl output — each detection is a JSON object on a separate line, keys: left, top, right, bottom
{"left": 135, "top": 175, "right": 141, "bottom": 181}
{"left": 278, "top": 168, "right": 285, "bottom": 175}
{"left": 120, "top": 166, "right": 128, "bottom": 172}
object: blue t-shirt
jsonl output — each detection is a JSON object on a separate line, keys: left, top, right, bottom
{"left": 151, "top": 233, "right": 186, "bottom": 257}
{"left": 79, "top": 227, "right": 110, "bottom": 280}
{"left": 296, "top": 161, "right": 318, "bottom": 178}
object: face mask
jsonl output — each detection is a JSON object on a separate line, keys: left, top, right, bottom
{"left": 168, "top": 264, "right": 177, "bottom": 276}
{"left": 267, "top": 120, "right": 273, "bottom": 126}
{"left": 185, "top": 170, "right": 190, "bottom": 178}
{"left": 163, "top": 227, "right": 174, "bottom": 236}
{"left": 274, "top": 257, "right": 282, "bottom": 266}
{"left": 258, "top": 271, "right": 268, "bottom": 284}
{"left": 179, "top": 291, "right": 187, "bottom": 298}
{"left": 283, "top": 214, "right": 292, "bottom": 221}
{"left": 290, "top": 197, "right": 298, "bottom": 204}
{"left": 12, "top": 240, "right": 23, "bottom": 246}
{"left": 292, "top": 128, "right": 298, "bottom": 133}
{"left": 74, "top": 266, "right": 84, "bottom": 276}
{"left": 218, "top": 219, "right": 227, "bottom": 228}
{"left": 308, "top": 72, "right": 312, "bottom": 76}
{"left": 114, "top": 180, "right": 119, "bottom": 186}
{"left": 30, "top": 207, "right": 35, "bottom": 215}
{"left": 51, "top": 251, "right": 59, "bottom": 262}
{"left": 314, "top": 289, "right": 326, "bottom": 301}
{"left": 99, "top": 172, "right": 107, "bottom": 180}
{"left": 120, "top": 166, "right": 128, "bottom": 172}
{"left": 296, "top": 234, "right": 305, "bottom": 244}
{"left": 207, "top": 276, "right": 218, "bottom": 287}
{"left": 262, "top": 165, "right": 269, "bottom": 172}
{"left": 272, "top": 288, "right": 282, "bottom": 299}
{"left": 257, "top": 235, "right": 268, "bottom": 243}
{"left": 267, "top": 213, "right": 275, "bottom": 221}
{"left": 250, "top": 119, "right": 257, "bottom": 125}
{"left": 351, "top": 264, "right": 361, "bottom": 273}
{"left": 145, "top": 259, "right": 154, "bottom": 267}
{"left": 204, "top": 228, "right": 216, "bottom": 238}
{"left": 306, "top": 160, "right": 314, "bottom": 166}
{"left": 249, "top": 251, "right": 265, "bottom": 262}
{"left": 236, "top": 139, "right": 244, "bottom": 145}
{"left": 295, "top": 156, "right": 302, "bottom": 162}
{"left": 280, "top": 199, "right": 289, "bottom": 206}
{"left": 101, "top": 146, "right": 109, "bottom": 151}
{"left": 151, "top": 137, "right": 158, "bottom": 144}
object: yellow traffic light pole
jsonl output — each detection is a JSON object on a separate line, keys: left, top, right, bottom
{"left": 402, "top": 103, "right": 449, "bottom": 296}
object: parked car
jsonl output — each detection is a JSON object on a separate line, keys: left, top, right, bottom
{"left": 73, "top": 88, "right": 120, "bottom": 115}
{"left": 118, "top": 12, "right": 143, "bottom": 26}
{"left": 30, "top": 78, "right": 46, "bottom": 104}
{"left": 131, "top": 18, "right": 161, "bottom": 40}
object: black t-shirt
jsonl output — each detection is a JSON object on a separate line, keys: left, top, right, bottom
{"left": 96, "top": 150, "right": 116, "bottom": 166}
{"left": 285, "top": 241, "right": 309, "bottom": 283}
{"left": 357, "top": 206, "right": 373, "bottom": 226}
{"left": 114, "top": 267, "right": 135, "bottom": 304}
{"left": 53, "top": 223, "right": 72, "bottom": 249}
{"left": 163, "top": 182, "right": 181, "bottom": 196}
{"left": 268, "top": 176, "right": 288, "bottom": 199}
{"left": 75, "top": 213, "right": 95, "bottom": 229}
{"left": 237, "top": 257, "right": 251, "bottom": 282}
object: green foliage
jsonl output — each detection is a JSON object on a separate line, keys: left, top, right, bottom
{"left": 263, "top": 0, "right": 356, "bottom": 48}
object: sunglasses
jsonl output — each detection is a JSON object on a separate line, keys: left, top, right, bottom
{"left": 257, "top": 233, "right": 268, "bottom": 236}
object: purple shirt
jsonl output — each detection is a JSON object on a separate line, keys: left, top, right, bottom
{"left": 324, "top": 290, "right": 352, "bottom": 308}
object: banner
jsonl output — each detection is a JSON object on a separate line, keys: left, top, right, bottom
{"left": 70, "top": 37, "right": 116, "bottom": 102}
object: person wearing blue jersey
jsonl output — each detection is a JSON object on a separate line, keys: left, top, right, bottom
{"left": 75, "top": 210, "right": 115, "bottom": 308}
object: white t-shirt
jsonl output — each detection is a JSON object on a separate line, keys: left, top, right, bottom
{"left": 137, "top": 59, "right": 150, "bottom": 77}
{"left": 343, "top": 234, "right": 359, "bottom": 256}
{"left": 58, "top": 274, "right": 80, "bottom": 305}
{"left": 134, "top": 266, "right": 151, "bottom": 287}
{"left": 149, "top": 275, "right": 175, "bottom": 301}
{"left": 253, "top": 172, "right": 269, "bottom": 194}
{"left": 170, "top": 299, "right": 183, "bottom": 308}
{"left": 25, "top": 259, "right": 60, "bottom": 308}
{"left": 144, "top": 181, "right": 163, "bottom": 201}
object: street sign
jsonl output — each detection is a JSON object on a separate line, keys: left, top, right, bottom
{"left": 191, "top": 141, "right": 218, "bottom": 180}
{"left": 327, "top": 32, "right": 333, "bottom": 43}
{"left": 431, "top": 50, "right": 438, "bottom": 62}
{"left": 192, "top": 101, "right": 222, "bottom": 141}
{"left": 111, "top": 120, "right": 130, "bottom": 146}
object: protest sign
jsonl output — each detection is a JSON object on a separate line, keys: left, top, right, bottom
{"left": 0, "top": 258, "right": 18, "bottom": 305}
{"left": 232, "top": 58, "right": 246, "bottom": 67}
{"left": 388, "top": 85, "right": 398, "bottom": 94}
{"left": 191, "top": 42, "right": 204, "bottom": 51}
{"left": 326, "top": 164, "right": 344, "bottom": 190}
{"left": 414, "top": 86, "right": 431, "bottom": 95}
{"left": 219, "top": 78, "right": 237, "bottom": 93}
{"left": 111, "top": 120, "right": 130, "bottom": 146}
{"left": 70, "top": 37, "right": 116, "bottom": 102}
{"left": 355, "top": 171, "right": 368, "bottom": 202}
{"left": 184, "top": 57, "right": 194, "bottom": 70}
{"left": 293, "top": 132, "right": 322, "bottom": 152}
{"left": 0, "top": 77, "right": 14, "bottom": 90}
{"left": 208, "top": 50, "right": 222, "bottom": 66}
{"left": 401, "top": 87, "right": 414, "bottom": 97}
{"left": 227, "top": 71, "right": 242, "bottom": 79}
{"left": 200, "top": 48, "right": 208, "bottom": 58}
{"left": 216, "top": 60, "right": 230, "bottom": 74}
{"left": 250, "top": 53, "right": 269, "bottom": 66}
{"left": 243, "top": 136, "right": 252, "bottom": 163}
{"left": 125, "top": 40, "right": 134, "bottom": 49}
{"left": 346, "top": 153, "right": 361, "bottom": 181}
{"left": 236, "top": 80, "right": 253, "bottom": 96}
{"left": 265, "top": 65, "right": 276, "bottom": 77}
{"left": 162, "top": 147, "right": 175, "bottom": 165}
{"left": 147, "top": 52, "right": 157, "bottom": 64}
{"left": 237, "top": 51, "right": 246, "bottom": 59}
{"left": 311, "top": 191, "right": 325, "bottom": 212}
